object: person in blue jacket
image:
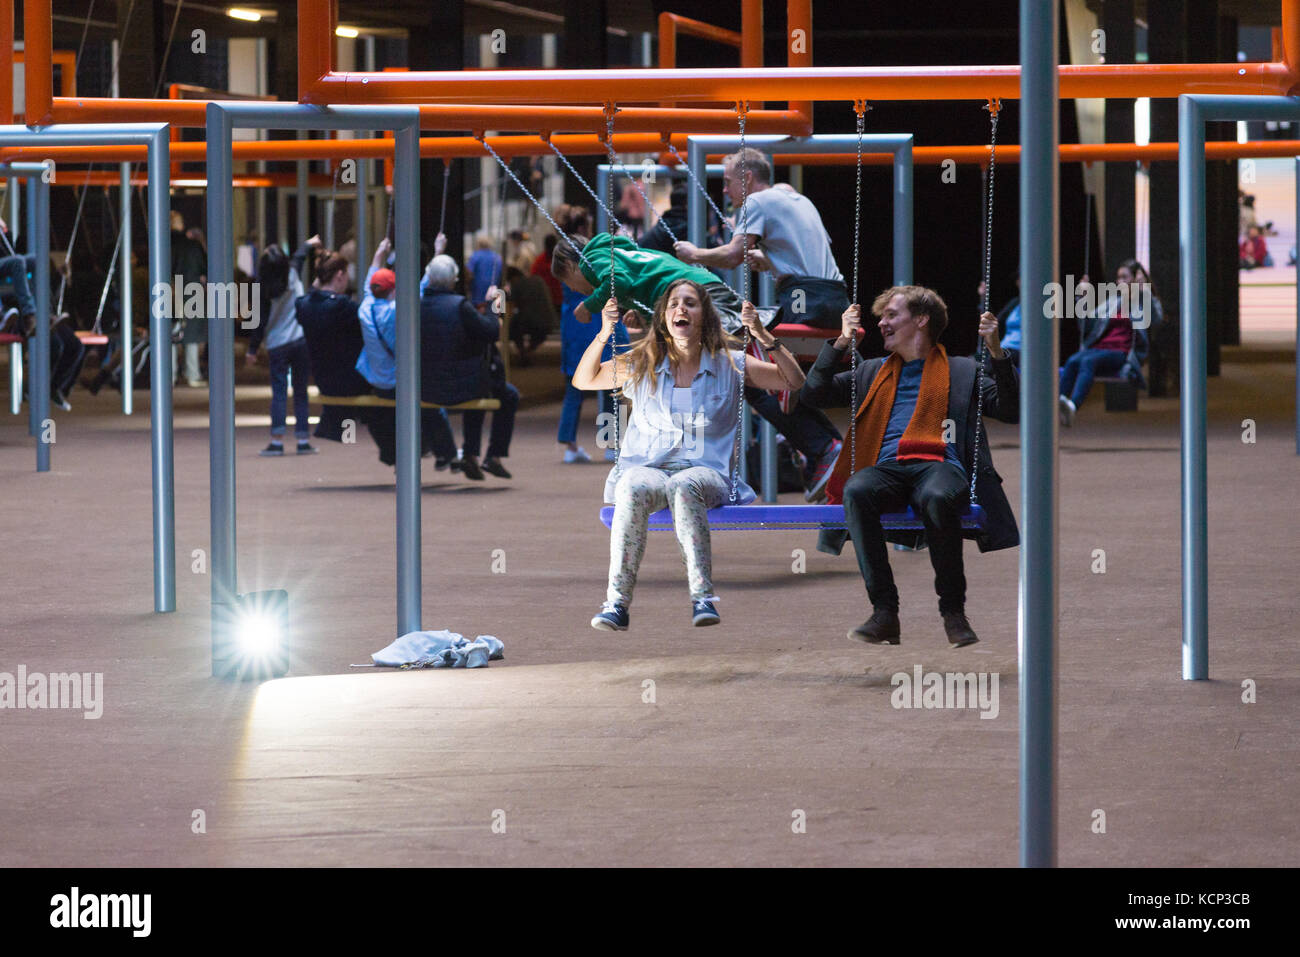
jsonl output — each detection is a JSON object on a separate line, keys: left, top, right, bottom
{"left": 420, "top": 253, "right": 518, "bottom": 481}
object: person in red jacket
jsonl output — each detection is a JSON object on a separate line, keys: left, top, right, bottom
{"left": 531, "top": 234, "right": 564, "bottom": 309}
{"left": 1239, "top": 225, "right": 1273, "bottom": 269}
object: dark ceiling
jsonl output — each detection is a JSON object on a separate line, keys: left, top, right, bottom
{"left": 37, "top": 1, "right": 1294, "bottom": 49}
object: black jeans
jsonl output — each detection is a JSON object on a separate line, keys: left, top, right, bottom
{"left": 463, "top": 382, "right": 520, "bottom": 459}
{"left": 371, "top": 387, "right": 458, "bottom": 465}
{"left": 744, "top": 387, "right": 841, "bottom": 463}
{"left": 842, "top": 460, "right": 969, "bottom": 614}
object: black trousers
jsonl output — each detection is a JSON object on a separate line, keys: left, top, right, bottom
{"left": 370, "top": 387, "right": 459, "bottom": 465}
{"left": 841, "top": 460, "right": 968, "bottom": 614}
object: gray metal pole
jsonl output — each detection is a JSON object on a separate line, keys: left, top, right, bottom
{"left": 688, "top": 140, "right": 705, "bottom": 248}
{"left": 324, "top": 183, "right": 336, "bottom": 251}
{"left": 6, "top": 173, "right": 17, "bottom": 243}
{"left": 1019, "top": 0, "right": 1059, "bottom": 868}
{"left": 297, "top": 130, "right": 310, "bottom": 246}
{"left": 24, "top": 173, "right": 37, "bottom": 439}
{"left": 1, "top": 128, "right": 173, "bottom": 606}
{"left": 394, "top": 123, "right": 422, "bottom": 636}
{"left": 355, "top": 152, "right": 369, "bottom": 279}
{"left": 119, "top": 162, "right": 133, "bottom": 416}
{"left": 30, "top": 175, "right": 51, "bottom": 471}
{"left": 596, "top": 166, "right": 609, "bottom": 235}
{"left": 207, "top": 104, "right": 238, "bottom": 658}
{"left": 147, "top": 130, "right": 175, "bottom": 613}
{"left": 1178, "top": 95, "right": 1209, "bottom": 681}
{"left": 894, "top": 137, "right": 913, "bottom": 284}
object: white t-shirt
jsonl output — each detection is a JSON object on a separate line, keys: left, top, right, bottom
{"left": 736, "top": 187, "right": 843, "bottom": 284}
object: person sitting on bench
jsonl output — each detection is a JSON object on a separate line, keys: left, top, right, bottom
{"left": 1058, "top": 259, "right": 1156, "bottom": 427}
{"left": 295, "top": 246, "right": 373, "bottom": 451}
{"left": 421, "top": 253, "right": 518, "bottom": 481}
{"left": 355, "top": 235, "right": 459, "bottom": 469}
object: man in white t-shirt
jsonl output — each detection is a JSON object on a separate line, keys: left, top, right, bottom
{"left": 674, "top": 148, "right": 848, "bottom": 332}
{"left": 672, "top": 150, "right": 849, "bottom": 501}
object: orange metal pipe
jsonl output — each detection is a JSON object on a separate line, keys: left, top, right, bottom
{"left": 787, "top": 0, "right": 812, "bottom": 125}
{"left": 46, "top": 97, "right": 809, "bottom": 134}
{"left": 306, "top": 61, "right": 1298, "bottom": 105}
{"left": 1284, "top": 0, "right": 1300, "bottom": 92}
{"left": 23, "top": 0, "right": 55, "bottom": 127}
{"left": 693, "top": 140, "right": 1300, "bottom": 166}
{"left": 0, "top": 133, "right": 692, "bottom": 164}
{"left": 11, "top": 137, "right": 1300, "bottom": 168}
{"left": 742, "top": 0, "right": 764, "bottom": 69}
{"left": 0, "top": 1, "right": 14, "bottom": 125}
{"left": 659, "top": 13, "right": 742, "bottom": 50}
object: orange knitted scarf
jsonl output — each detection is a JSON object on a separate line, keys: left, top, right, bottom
{"left": 826, "top": 344, "right": 950, "bottom": 503}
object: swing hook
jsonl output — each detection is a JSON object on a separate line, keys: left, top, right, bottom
{"left": 601, "top": 103, "right": 620, "bottom": 145}
{"left": 984, "top": 97, "right": 1002, "bottom": 116}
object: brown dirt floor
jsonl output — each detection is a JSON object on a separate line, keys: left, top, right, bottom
{"left": 1, "top": 339, "right": 1297, "bottom": 866}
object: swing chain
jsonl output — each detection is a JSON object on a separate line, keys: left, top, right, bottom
{"left": 970, "top": 100, "right": 1000, "bottom": 508}
{"left": 664, "top": 140, "right": 732, "bottom": 238}
{"left": 604, "top": 105, "right": 625, "bottom": 482}
{"left": 547, "top": 139, "right": 622, "bottom": 233}
{"left": 847, "top": 101, "right": 870, "bottom": 483}
{"left": 437, "top": 159, "right": 451, "bottom": 239}
{"left": 731, "top": 101, "right": 751, "bottom": 504}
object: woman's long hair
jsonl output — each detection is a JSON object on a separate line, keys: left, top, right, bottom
{"left": 257, "top": 244, "right": 290, "bottom": 318}
{"left": 619, "top": 278, "right": 740, "bottom": 393}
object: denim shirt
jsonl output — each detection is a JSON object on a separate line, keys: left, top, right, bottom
{"left": 603, "top": 347, "right": 756, "bottom": 505}
{"left": 355, "top": 269, "right": 432, "bottom": 390}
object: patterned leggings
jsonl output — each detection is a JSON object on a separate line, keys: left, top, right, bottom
{"left": 607, "top": 465, "right": 729, "bottom": 606}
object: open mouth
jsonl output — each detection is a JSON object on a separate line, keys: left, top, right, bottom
{"left": 672, "top": 317, "right": 691, "bottom": 330}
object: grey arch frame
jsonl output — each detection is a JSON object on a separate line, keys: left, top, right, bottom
{"left": 1178, "top": 93, "right": 1300, "bottom": 682}
{"left": 0, "top": 124, "right": 175, "bottom": 613}
{"left": 593, "top": 162, "right": 724, "bottom": 235}
{"left": 684, "top": 134, "right": 915, "bottom": 286}
{"left": 204, "top": 103, "right": 422, "bottom": 665}
{"left": 684, "top": 135, "right": 914, "bottom": 499}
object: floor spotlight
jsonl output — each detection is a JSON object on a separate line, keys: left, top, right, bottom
{"left": 212, "top": 589, "right": 290, "bottom": 680}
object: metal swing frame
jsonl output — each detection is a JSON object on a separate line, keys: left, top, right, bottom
{"left": 598, "top": 109, "right": 998, "bottom": 533}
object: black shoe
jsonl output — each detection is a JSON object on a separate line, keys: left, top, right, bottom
{"left": 50, "top": 389, "right": 71, "bottom": 412}
{"left": 848, "top": 608, "right": 901, "bottom": 645}
{"left": 259, "top": 442, "right": 285, "bottom": 457}
{"left": 296, "top": 441, "right": 319, "bottom": 455}
{"left": 460, "top": 454, "right": 485, "bottom": 481}
{"left": 942, "top": 610, "right": 980, "bottom": 647}
{"left": 434, "top": 457, "right": 451, "bottom": 471}
{"left": 482, "top": 456, "right": 512, "bottom": 479}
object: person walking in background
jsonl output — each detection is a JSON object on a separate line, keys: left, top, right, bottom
{"left": 466, "top": 233, "right": 502, "bottom": 309}
{"left": 246, "top": 239, "right": 315, "bottom": 456}
{"left": 171, "top": 210, "right": 208, "bottom": 387}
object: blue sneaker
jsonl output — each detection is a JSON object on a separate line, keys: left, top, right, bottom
{"left": 691, "top": 599, "right": 721, "bottom": 627}
{"left": 591, "top": 602, "right": 629, "bottom": 631}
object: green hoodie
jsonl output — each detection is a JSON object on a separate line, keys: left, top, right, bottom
{"left": 578, "top": 231, "right": 720, "bottom": 320}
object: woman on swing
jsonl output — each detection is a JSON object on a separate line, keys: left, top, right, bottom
{"left": 572, "top": 278, "right": 805, "bottom": 630}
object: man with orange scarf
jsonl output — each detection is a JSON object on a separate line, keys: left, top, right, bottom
{"left": 801, "top": 286, "right": 1020, "bottom": 647}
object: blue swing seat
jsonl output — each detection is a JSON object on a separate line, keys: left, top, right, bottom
{"left": 598, "top": 503, "right": 987, "bottom": 532}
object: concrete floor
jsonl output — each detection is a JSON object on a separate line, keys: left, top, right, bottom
{"left": 1, "top": 341, "right": 1297, "bottom": 866}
